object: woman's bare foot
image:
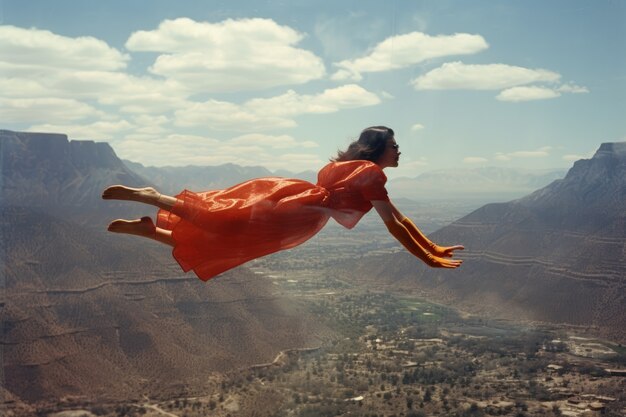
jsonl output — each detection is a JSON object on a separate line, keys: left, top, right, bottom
{"left": 101, "top": 185, "right": 160, "bottom": 205}
{"left": 107, "top": 216, "right": 155, "bottom": 238}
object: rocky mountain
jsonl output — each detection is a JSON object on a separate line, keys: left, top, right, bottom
{"left": 337, "top": 142, "right": 626, "bottom": 342}
{"left": 0, "top": 130, "right": 333, "bottom": 405}
{"left": 0, "top": 130, "right": 150, "bottom": 223}
{"left": 123, "top": 160, "right": 317, "bottom": 196}
{"left": 388, "top": 166, "right": 567, "bottom": 202}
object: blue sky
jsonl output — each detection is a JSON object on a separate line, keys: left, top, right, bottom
{"left": 1, "top": 0, "right": 624, "bottom": 176}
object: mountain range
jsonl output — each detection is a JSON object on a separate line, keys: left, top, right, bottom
{"left": 0, "top": 130, "right": 332, "bottom": 405}
{"left": 123, "top": 160, "right": 317, "bottom": 196}
{"left": 124, "top": 160, "right": 565, "bottom": 203}
{"left": 387, "top": 167, "right": 567, "bottom": 202}
{"left": 0, "top": 130, "right": 150, "bottom": 224}
{"left": 0, "top": 130, "right": 565, "bottom": 215}
{"left": 335, "top": 142, "right": 626, "bottom": 343}
{"left": 2, "top": 128, "right": 623, "bottom": 407}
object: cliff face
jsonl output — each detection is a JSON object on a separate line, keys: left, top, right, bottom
{"left": 514, "top": 142, "right": 626, "bottom": 233}
{"left": 0, "top": 130, "right": 332, "bottom": 405}
{"left": 338, "top": 142, "right": 626, "bottom": 342}
{"left": 0, "top": 130, "right": 149, "bottom": 221}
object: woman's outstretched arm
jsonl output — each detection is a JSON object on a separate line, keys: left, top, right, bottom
{"left": 388, "top": 201, "right": 464, "bottom": 258}
{"left": 372, "top": 200, "right": 463, "bottom": 268}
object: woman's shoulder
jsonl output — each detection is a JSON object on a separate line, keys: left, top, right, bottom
{"left": 321, "top": 159, "right": 383, "bottom": 174}
{"left": 319, "top": 160, "right": 387, "bottom": 184}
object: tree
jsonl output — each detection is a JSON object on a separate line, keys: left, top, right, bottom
{"left": 423, "top": 389, "right": 432, "bottom": 403}
{"left": 407, "top": 397, "right": 414, "bottom": 409}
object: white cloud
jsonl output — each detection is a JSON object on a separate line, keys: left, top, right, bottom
{"left": 131, "top": 114, "right": 169, "bottom": 126}
{"left": 175, "top": 84, "right": 380, "bottom": 131}
{"left": 1, "top": 70, "right": 190, "bottom": 114}
{"left": 27, "top": 120, "right": 134, "bottom": 140}
{"left": 557, "top": 84, "right": 589, "bottom": 94}
{"left": 509, "top": 150, "right": 549, "bottom": 158}
{"left": 0, "top": 75, "right": 51, "bottom": 97}
{"left": 93, "top": 75, "right": 189, "bottom": 114}
{"left": 463, "top": 156, "right": 488, "bottom": 164}
{"left": 129, "top": 115, "right": 171, "bottom": 136}
{"left": 497, "top": 86, "right": 561, "bottom": 102}
{"left": 114, "top": 133, "right": 221, "bottom": 165}
{"left": 247, "top": 84, "right": 381, "bottom": 117}
{"left": 562, "top": 152, "right": 592, "bottom": 161}
{"left": 111, "top": 133, "right": 323, "bottom": 170}
{"left": 0, "top": 25, "right": 190, "bottom": 116}
{"left": 495, "top": 147, "right": 551, "bottom": 161}
{"left": 174, "top": 99, "right": 296, "bottom": 131}
{"left": 412, "top": 61, "right": 561, "bottom": 90}
{"left": 411, "top": 61, "right": 586, "bottom": 103}
{"left": 126, "top": 17, "right": 325, "bottom": 92}
{"left": 229, "top": 133, "right": 318, "bottom": 149}
{"left": 0, "top": 25, "right": 128, "bottom": 73}
{"left": 332, "top": 32, "right": 488, "bottom": 81}
{"left": 134, "top": 125, "right": 170, "bottom": 136}
{"left": 0, "top": 98, "right": 102, "bottom": 123}
{"left": 0, "top": 23, "right": 379, "bottom": 145}
{"left": 331, "top": 69, "right": 363, "bottom": 82}
{"left": 410, "top": 123, "right": 425, "bottom": 131}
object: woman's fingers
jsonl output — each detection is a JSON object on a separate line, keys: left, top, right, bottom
{"left": 434, "top": 257, "right": 463, "bottom": 268}
{"left": 442, "top": 245, "right": 465, "bottom": 257}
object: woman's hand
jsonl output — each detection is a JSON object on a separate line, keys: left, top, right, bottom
{"left": 433, "top": 245, "right": 465, "bottom": 258}
{"left": 425, "top": 253, "right": 463, "bottom": 268}
{"left": 374, "top": 200, "right": 464, "bottom": 269}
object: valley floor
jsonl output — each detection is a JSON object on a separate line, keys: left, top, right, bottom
{"left": 5, "top": 208, "right": 625, "bottom": 417}
{"left": 16, "top": 263, "right": 626, "bottom": 417}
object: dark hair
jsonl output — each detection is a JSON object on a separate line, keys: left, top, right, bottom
{"left": 333, "top": 126, "right": 395, "bottom": 162}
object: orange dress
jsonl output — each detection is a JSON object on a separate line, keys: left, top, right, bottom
{"left": 156, "top": 160, "right": 389, "bottom": 281}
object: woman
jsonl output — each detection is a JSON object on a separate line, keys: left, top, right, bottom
{"left": 102, "top": 126, "right": 463, "bottom": 281}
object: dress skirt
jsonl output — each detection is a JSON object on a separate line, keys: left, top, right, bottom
{"left": 156, "top": 177, "right": 331, "bottom": 280}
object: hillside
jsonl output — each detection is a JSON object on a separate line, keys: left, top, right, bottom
{"left": 334, "top": 142, "right": 626, "bottom": 343}
{"left": 0, "top": 130, "right": 333, "bottom": 405}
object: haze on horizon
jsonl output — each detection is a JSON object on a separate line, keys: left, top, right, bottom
{"left": 1, "top": 0, "right": 624, "bottom": 178}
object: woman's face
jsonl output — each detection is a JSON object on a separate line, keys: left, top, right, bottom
{"left": 377, "top": 137, "right": 401, "bottom": 169}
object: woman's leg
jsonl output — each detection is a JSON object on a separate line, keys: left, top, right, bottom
{"left": 102, "top": 185, "right": 178, "bottom": 211}
{"left": 107, "top": 216, "right": 175, "bottom": 247}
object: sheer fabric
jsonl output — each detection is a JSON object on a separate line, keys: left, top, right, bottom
{"left": 157, "top": 160, "right": 389, "bottom": 280}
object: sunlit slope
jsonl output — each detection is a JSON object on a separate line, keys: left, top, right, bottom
{"left": 336, "top": 142, "right": 626, "bottom": 343}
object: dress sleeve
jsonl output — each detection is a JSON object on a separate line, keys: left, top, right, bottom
{"left": 357, "top": 163, "right": 389, "bottom": 201}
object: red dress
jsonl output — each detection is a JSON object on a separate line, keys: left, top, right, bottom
{"left": 157, "top": 160, "right": 389, "bottom": 281}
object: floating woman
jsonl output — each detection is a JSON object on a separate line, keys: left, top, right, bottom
{"left": 102, "top": 126, "right": 463, "bottom": 281}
